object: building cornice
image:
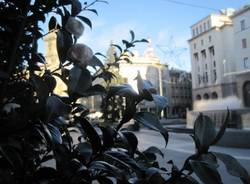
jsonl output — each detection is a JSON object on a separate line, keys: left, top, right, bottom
{"left": 188, "top": 23, "right": 233, "bottom": 42}
{"left": 231, "top": 5, "right": 250, "bottom": 18}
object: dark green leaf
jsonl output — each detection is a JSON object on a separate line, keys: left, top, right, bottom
{"left": 68, "top": 67, "right": 92, "bottom": 95}
{"left": 33, "top": 167, "right": 58, "bottom": 182}
{"left": 213, "top": 152, "right": 250, "bottom": 183}
{"left": 90, "top": 161, "right": 125, "bottom": 180}
{"left": 48, "top": 16, "right": 57, "bottom": 31}
{"left": 121, "top": 131, "right": 138, "bottom": 156}
{"left": 77, "top": 16, "right": 92, "bottom": 29}
{"left": 122, "top": 40, "right": 134, "bottom": 48}
{"left": 86, "top": 9, "right": 98, "bottom": 15}
{"left": 119, "top": 98, "right": 136, "bottom": 125}
{"left": 76, "top": 142, "right": 92, "bottom": 164}
{"left": 78, "top": 117, "right": 102, "bottom": 154}
{"left": 145, "top": 167, "right": 165, "bottom": 184}
{"left": 211, "top": 109, "right": 230, "bottom": 145}
{"left": 89, "top": 55, "right": 104, "bottom": 69}
{"left": 47, "top": 123, "right": 62, "bottom": 144}
{"left": 107, "top": 84, "right": 139, "bottom": 99}
{"left": 111, "top": 44, "right": 122, "bottom": 54}
{"left": 46, "top": 95, "right": 71, "bottom": 121}
{"left": 130, "top": 30, "right": 135, "bottom": 41}
{"left": 134, "top": 112, "right": 168, "bottom": 147}
{"left": 194, "top": 114, "right": 216, "bottom": 149}
{"left": 152, "top": 94, "right": 168, "bottom": 110}
{"left": 95, "top": 52, "right": 107, "bottom": 58}
{"left": 71, "top": 0, "right": 82, "bottom": 16}
{"left": 56, "top": 30, "right": 73, "bottom": 64}
{"left": 104, "top": 151, "right": 141, "bottom": 171}
{"left": 100, "top": 126, "right": 114, "bottom": 150}
{"left": 190, "top": 160, "right": 222, "bottom": 184}
{"left": 31, "top": 74, "right": 49, "bottom": 104}
{"left": 144, "top": 146, "right": 164, "bottom": 157}
{"left": 43, "top": 73, "right": 57, "bottom": 93}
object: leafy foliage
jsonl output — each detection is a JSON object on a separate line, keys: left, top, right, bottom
{"left": 0, "top": 0, "right": 249, "bottom": 184}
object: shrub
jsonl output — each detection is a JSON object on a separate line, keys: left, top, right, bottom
{"left": 0, "top": 0, "right": 249, "bottom": 183}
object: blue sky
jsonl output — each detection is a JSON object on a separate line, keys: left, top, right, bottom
{"left": 43, "top": 0, "right": 250, "bottom": 71}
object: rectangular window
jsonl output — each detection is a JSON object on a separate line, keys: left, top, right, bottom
{"left": 213, "top": 69, "right": 217, "bottom": 82}
{"left": 209, "top": 35, "right": 212, "bottom": 42}
{"left": 198, "top": 74, "right": 201, "bottom": 84}
{"left": 200, "top": 25, "right": 202, "bottom": 33}
{"left": 213, "top": 60, "right": 216, "bottom": 67}
{"left": 242, "top": 38, "right": 247, "bottom": 49}
{"left": 240, "top": 19, "right": 246, "bottom": 31}
{"left": 244, "top": 57, "right": 249, "bottom": 68}
{"left": 205, "top": 72, "right": 208, "bottom": 83}
{"left": 201, "top": 39, "right": 204, "bottom": 46}
{"left": 207, "top": 20, "right": 211, "bottom": 29}
{"left": 201, "top": 50, "right": 206, "bottom": 60}
{"left": 192, "top": 29, "right": 195, "bottom": 36}
{"left": 194, "top": 53, "right": 199, "bottom": 61}
{"left": 196, "top": 27, "right": 199, "bottom": 35}
{"left": 209, "top": 46, "right": 215, "bottom": 56}
{"left": 203, "top": 22, "right": 206, "bottom": 31}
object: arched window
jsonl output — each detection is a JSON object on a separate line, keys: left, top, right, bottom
{"left": 203, "top": 93, "right": 209, "bottom": 100}
{"left": 243, "top": 81, "right": 250, "bottom": 107}
{"left": 211, "top": 92, "right": 218, "bottom": 99}
{"left": 196, "top": 94, "right": 201, "bottom": 100}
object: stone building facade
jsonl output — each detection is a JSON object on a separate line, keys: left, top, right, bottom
{"left": 168, "top": 69, "right": 192, "bottom": 118}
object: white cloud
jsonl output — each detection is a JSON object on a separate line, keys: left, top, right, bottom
{"left": 78, "top": 21, "right": 139, "bottom": 54}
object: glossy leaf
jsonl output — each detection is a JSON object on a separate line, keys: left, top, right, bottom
{"left": 194, "top": 114, "right": 216, "bottom": 150}
{"left": 190, "top": 160, "right": 222, "bottom": 184}
{"left": 31, "top": 74, "right": 49, "bottom": 104}
{"left": 89, "top": 55, "right": 104, "bottom": 69}
{"left": 121, "top": 131, "right": 138, "bottom": 156}
{"left": 213, "top": 152, "right": 250, "bottom": 183}
{"left": 56, "top": 30, "right": 73, "bottom": 64}
{"left": 100, "top": 126, "right": 114, "bottom": 150}
{"left": 47, "top": 123, "right": 62, "bottom": 144}
{"left": 71, "top": 0, "right": 82, "bottom": 16}
{"left": 130, "top": 30, "right": 135, "bottom": 42}
{"left": 211, "top": 109, "right": 230, "bottom": 145}
{"left": 78, "top": 117, "right": 102, "bottom": 154}
{"left": 46, "top": 95, "right": 71, "bottom": 121}
{"left": 76, "top": 142, "right": 93, "bottom": 164}
{"left": 90, "top": 160, "right": 125, "bottom": 180}
{"left": 48, "top": 16, "right": 57, "bottom": 31}
{"left": 134, "top": 112, "right": 169, "bottom": 147}
{"left": 68, "top": 67, "right": 92, "bottom": 95}
{"left": 152, "top": 94, "right": 168, "bottom": 110}
{"left": 104, "top": 151, "right": 141, "bottom": 171}
{"left": 77, "top": 16, "right": 92, "bottom": 29}
{"left": 144, "top": 146, "right": 164, "bottom": 158}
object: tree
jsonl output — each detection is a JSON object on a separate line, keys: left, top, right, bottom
{"left": 0, "top": 0, "right": 249, "bottom": 184}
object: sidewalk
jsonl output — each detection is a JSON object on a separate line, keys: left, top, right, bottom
{"left": 136, "top": 128, "right": 250, "bottom": 161}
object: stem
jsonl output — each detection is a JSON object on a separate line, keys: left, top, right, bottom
{"left": 0, "top": 0, "right": 31, "bottom": 103}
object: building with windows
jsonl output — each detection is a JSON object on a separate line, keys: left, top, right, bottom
{"left": 168, "top": 69, "right": 192, "bottom": 118}
{"left": 188, "top": 5, "right": 250, "bottom": 128}
{"left": 189, "top": 8, "right": 236, "bottom": 102}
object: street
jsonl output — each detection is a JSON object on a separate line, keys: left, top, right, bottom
{"left": 135, "top": 128, "right": 250, "bottom": 184}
